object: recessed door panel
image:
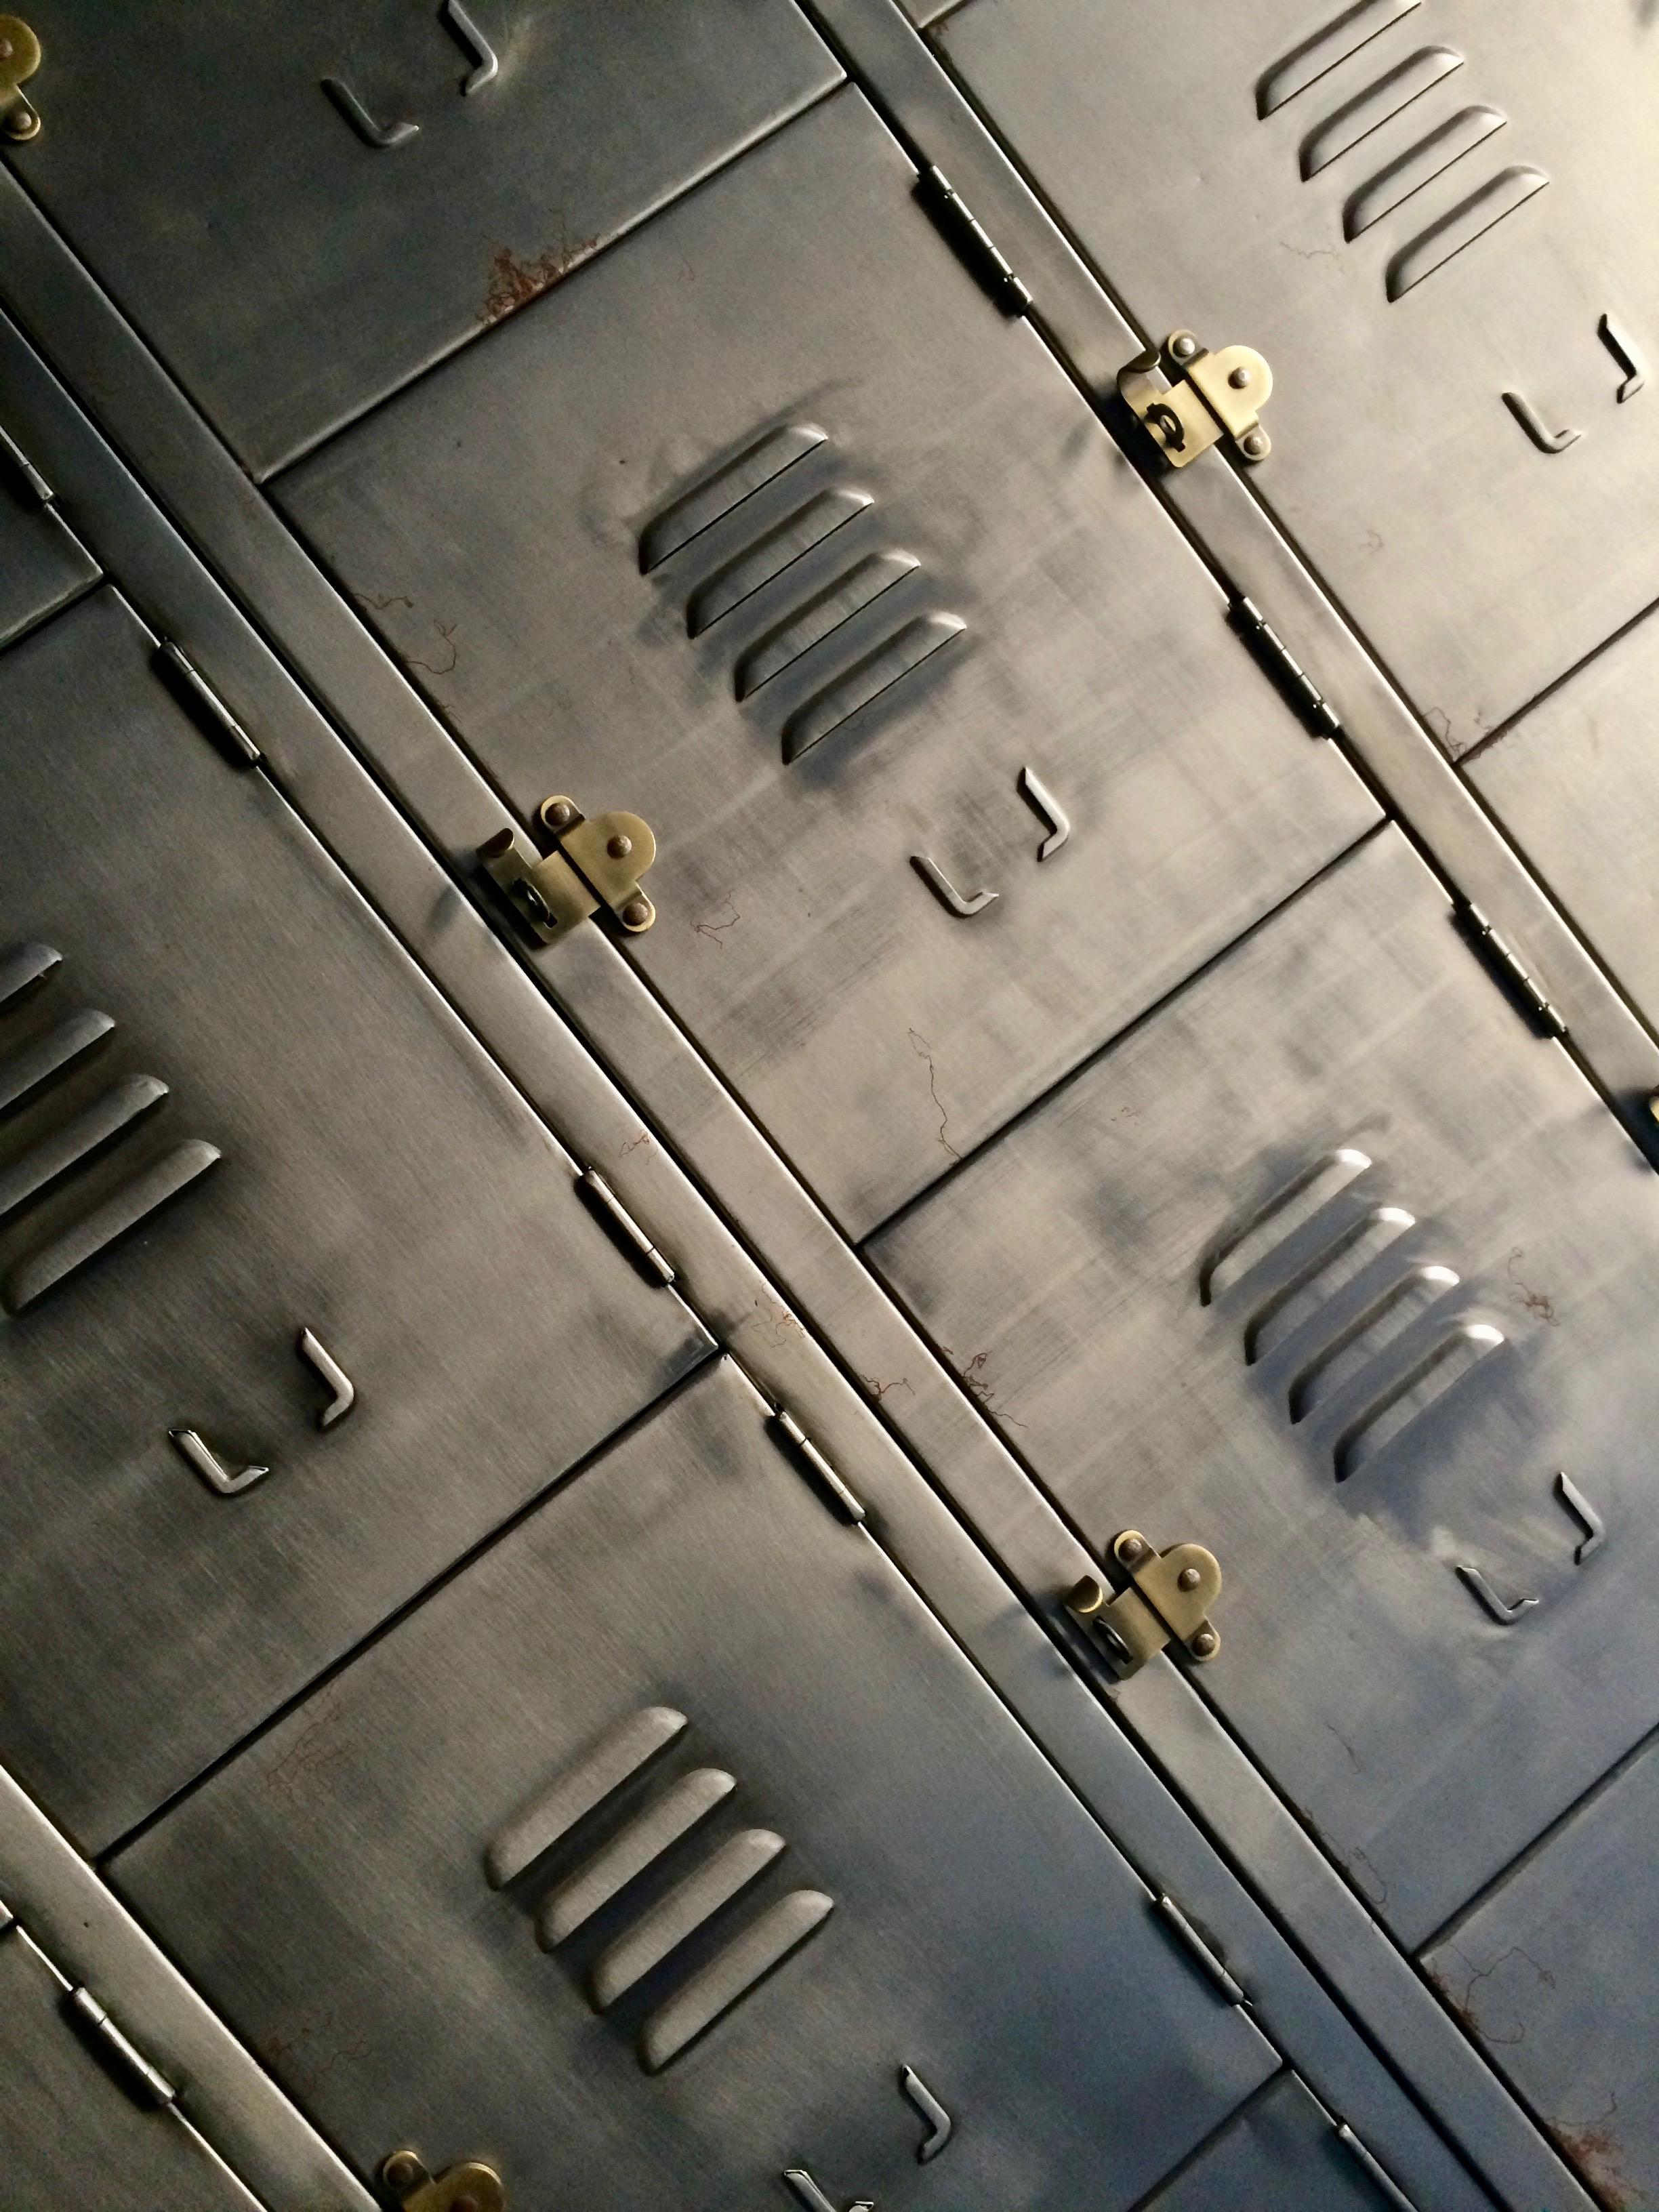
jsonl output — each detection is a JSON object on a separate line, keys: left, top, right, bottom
{"left": 934, "top": 0, "right": 1659, "bottom": 754}
{"left": 2, "top": 0, "right": 839, "bottom": 475}
{"left": 0, "top": 1926, "right": 249, "bottom": 2212}
{"left": 1142, "top": 2073, "right": 1410, "bottom": 2212}
{"left": 111, "top": 1358, "right": 1277, "bottom": 2211}
{"left": 872, "top": 826, "right": 1659, "bottom": 1945}
{"left": 276, "top": 87, "right": 1376, "bottom": 1237}
{"left": 0, "top": 434, "right": 96, "bottom": 645}
{"left": 1465, "top": 605, "right": 1659, "bottom": 1053}
{"left": 1422, "top": 1734, "right": 1659, "bottom": 2212}
{"left": 0, "top": 588, "right": 709, "bottom": 1849}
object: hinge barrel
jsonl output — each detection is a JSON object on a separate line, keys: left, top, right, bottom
{"left": 1154, "top": 1891, "right": 1247, "bottom": 2006}
{"left": 1230, "top": 596, "right": 1342, "bottom": 737}
{"left": 916, "top": 165, "right": 1032, "bottom": 316}
{"left": 155, "top": 640, "right": 262, "bottom": 767}
{"left": 0, "top": 420, "right": 53, "bottom": 504}
{"left": 1458, "top": 901, "right": 1568, "bottom": 1037}
{"left": 773, "top": 1406, "right": 866, "bottom": 1524}
{"left": 577, "top": 1167, "right": 676, "bottom": 1286}
{"left": 1336, "top": 2123, "right": 1419, "bottom": 2211}
{"left": 68, "top": 1985, "right": 179, "bottom": 2108}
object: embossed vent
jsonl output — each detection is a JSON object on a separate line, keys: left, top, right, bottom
{"left": 0, "top": 939, "right": 219, "bottom": 1312}
{"left": 640, "top": 424, "right": 963, "bottom": 762}
{"left": 1257, "top": 1, "right": 1547, "bottom": 296}
{"left": 485, "top": 1702, "right": 832, "bottom": 2071}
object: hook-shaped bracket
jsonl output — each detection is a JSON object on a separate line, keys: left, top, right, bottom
{"left": 1598, "top": 313, "right": 1645, "bottom": 404}
{"left": 910, "top": 855, "right": 998, "bottom": 918}
{"left": 169, "top": 1427, "right": 270, "bottom": 1497}
{"left": 1017, "top": 766, "right": 1070, "bottom": 861}
{"left": 322, "top": 77, "right": 419, "bottom": 148}
{"left": 1502, "top": 391, "right": 1580, "bottom": 453}
{"left": 441, "top": 0, "right": 498, "bottom": 94}
{"left": 1553, "top": 1470, "right": 1605, "bottom": 1563}
{"left": 782, "top": 2173, "right": 874, "bottom": 2212}
{"left": 899, "top": 2066, "right": 954, "bottom": 2163}
{"left": 298, "top": 1326, "right": 356, "bottom": 1429}
{"left": 1456, "top": 1562, "right": 1540, "bottom": 1624}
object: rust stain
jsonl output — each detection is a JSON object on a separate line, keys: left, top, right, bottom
{"left": 752, "top": 1296, "right": 804, "bottom": 1350}
{"left": 1550, "top": 2094, "right": 1635, "bottom": 2210}
{"left": 945, "top": 1346, "right": 1025, "bottom": 1427}
{"left": 1507, "top": 1244, "right": 1559, "bottom": 1327}
{"left": 908, "top": 1028, "right": 959, "bottom": 1160}
{"left": 1431, "top": 1941, "right": 1556, "bottom": 2048}
{"left": 481, "top": 230, "right": 598, "bottom": 326}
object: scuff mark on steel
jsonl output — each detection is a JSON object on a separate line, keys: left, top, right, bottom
{"left": 908, "top": 1027, "right": 958, "bottom": 1160}
{"left": 403, "top": 618, "right": 459, "bottom": 677}
{"left": 1506, "top": 1244, "right": 1559, "bottom": 1326}
{"left": 693, "top": 890, "right": 741, "bottom": 947}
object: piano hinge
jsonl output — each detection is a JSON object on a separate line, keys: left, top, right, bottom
{"left": 916, "top": 164, "right": 1032, "bottom": 317}
{"left": 1153, "top": 1891, "right": 1248, "bottom": 2007}
{"left": 1118, "top": 328, "right": 1273, "bottom": 469}
{"left": 769, "top": 1403, "right": 867, "bottom": 1525}
{"left": 0, "top": 419, "right": 52, "bottom": 504}
{"left": 1298, "top": 2081, "right": 1420, "bottom": 2211}
{"left": 66, "top": 1984, "right": 180, "bottom": 2108}
{"left": 1457, "top": 901, "right": 1568, "bottom": 1038}
{"left": 576, "top": 1166, "right": 676, "bottom": 1286}
{"left": 1229, "top": 595, "right": 1343, "bottom": 737}
{"left": 478, "top": 792, "right": 658, "bottom": 949}
{"left": 1065, "top": 1528, "right": 1223, "bottom": 1679}
{"left": 153, "top": 639, "right": 262, "bottom": 767}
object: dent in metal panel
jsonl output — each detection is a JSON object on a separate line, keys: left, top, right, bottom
{"left": 870, "top": 827, "right": 1659, "bottom": 1942}
{"left": 279, "top": 91, "right": 1376, "bottom": 1237}
{"left": 1422, "top": 1733, "right": 1659, "bottom": 2210}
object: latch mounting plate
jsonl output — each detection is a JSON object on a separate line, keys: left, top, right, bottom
{"left": 478, "top": 793, "right": 657, "bottom": 948}
{"left": 380, "top": 2149, "right": 506, "bottom": 2212}
{"left": 1066, "top": 1529, "right": 1223, "bottom": 1678}
{"left": 1118, "top": 330, "right": 1273, "bottom": 468}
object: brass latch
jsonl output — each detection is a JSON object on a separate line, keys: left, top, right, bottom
{"left": 380, "top": 2149, "right": 506, "bottom": 2212}
{"left": 478, "top": 793, "right": 657, "bottom": 949}
{"left": 1066, "top": 1530, "right": 1223, "bottom": 1678}
{"left": 0, "top": 16, "right": 42, "bottom": 140}
{"left": 1118, "top": 330, "right": 1273, "bottom": 468}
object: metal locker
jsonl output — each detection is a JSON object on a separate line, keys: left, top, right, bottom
{"left": 0, "top": 586, "right": 710, "bottom": 1851}
{"left": 1422, "top": 1732, "right": 1659, "bottom": 2212}
{"left": 110, "top": 1357, "right": 1280, "bottom": 2211}
{"left": 0, "top": 413, "right": 96, "bottom": 645}
{"left": 1465, "top": 602, "right": 1659, "bottom": 1061}
{"left": 928, "top": 0, "right": 1659, "bottom": 756}
{"left": 871, "top": 825, "right": 1659, "bottom": 1950}
{"left": 0, "top": 0, "right": 840, "bottom": 476}
{"left": 0, "top": 1912, "right": 257, "bottom": 2212}
{"left": 272, "top": 86, "right": 1376, "bottom": 1237}
{"left": 1141, "top": 2072, "right": 1419, "bottom": 2212}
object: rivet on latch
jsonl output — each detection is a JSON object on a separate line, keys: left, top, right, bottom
{"left": 1065, "top": 1530, "right": 1223, "bottom": 1679}
{"left": 379, "top": 2148, "right": 506, "bottom": 2212}
{"left": 1117, "top": 330, "right": 1274, "bottom": 469}
{"left": 478, "top": 795, "right": 659, "bottom": 949}
{"left": 0, "top": 16, "right": 43, "bottom": 141}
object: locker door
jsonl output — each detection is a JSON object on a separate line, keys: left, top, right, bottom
{"left": 1, "top": 0, "right": 839, "bottom": 474}
{"left": 929, "top": 0, "right": 1659, "bottom": 756}
{"left": 872, "top": 826, "right": 1659, "bottom": 1954}
{"left": 0, "top": 587, "right": 709, "bottom": 1850}
{"left": 110, "top": 1358, "right": 1278, "bottom": 2211}
{"left": 272, "top": 87, "right": 1375, "bottom": 1237}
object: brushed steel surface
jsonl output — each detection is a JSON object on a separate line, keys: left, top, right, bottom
{"left": 873, "top": 825, "right": 1659, "bottom": 1947}
{"left": 0, "top": 1927, "right": 253, "bottom": 2212}
{"left": 0, "top": 0, "right": 840, "bottom": 476}
{"left": 1422, "top": 1732, "right": 1659, "bottom": 2212}
{"left": 0, "top": 586, "right": 708, "bottom": 1850}
{"left": 933, "top": 0, "right": 1659, "bottom": 756}
{"left": 0, "top": 443, "right": 96, "bottom": 645}
{"left": 1142, "top": 2073, "right": 1408, "bottom": 2212}
{"left": 276, "top": 87, "right": 1376, "bottom": 1238}
{"left": 112, "top": 1358, "right": 1277, "bottom": 2211}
